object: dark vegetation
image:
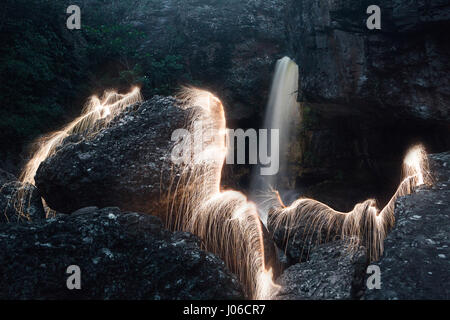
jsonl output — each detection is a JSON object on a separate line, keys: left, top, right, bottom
{"left": 0, "top": 0, "right": 191, "bottom": 171}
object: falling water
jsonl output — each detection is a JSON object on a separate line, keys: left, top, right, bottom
{"left": 251, "top": 56, "right": 300, "bottom": 224}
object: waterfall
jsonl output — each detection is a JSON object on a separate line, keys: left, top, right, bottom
{"left": 251, "top": 56, "right": 300, "bottom": 224}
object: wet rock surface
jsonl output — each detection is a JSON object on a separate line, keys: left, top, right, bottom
{"left": 272, "top": 240, "right": 367, "bottom": 300}
{"left": 35, "top": 96, "right": 188, "bottom": 215}
{"left": 364, "top": 152, "right": 450, "bottom": 299}
{"left": 0, "top": 207, "right": 243, "bottom": 300}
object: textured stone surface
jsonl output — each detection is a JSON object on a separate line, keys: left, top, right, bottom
{"left": 121, "top": 0, "right": 450, "bottom": 122}
{"left": 291, "top": 0, "right": 449, "bottom": 121}
{"left": 0, "top": 169, "right": 45, "bottom": 224}
{"left": 35, "top": 96, "right": 188, "bottom": 214}
{"left": 269, "top": 215, "right": 341, "bottom": 265}
{"left": 272, "top": 240, "right": 367, "bottom": 300}
{"left": 0, "top": 207, "right": 243, "bottom": 300}
{"left": 365, "top": 151, "right": 450, "bottom": 299}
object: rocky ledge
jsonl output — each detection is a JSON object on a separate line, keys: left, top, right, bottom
{"left": 272, "top": 240, "right": 367, "bottom": 300}
{"left": 364, "top": 152, "right": 450, "bottom": 299}
{"left": 271, "top": 151, "right": 449, "bottom": 300}
{"left": 0, "top": 207, "right": 243, "bottom": 300}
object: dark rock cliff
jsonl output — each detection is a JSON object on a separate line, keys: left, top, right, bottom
{"left": 122, "top": 0, "right": 449, "bottom": 120}
{"left": 115, "top": 0, "right": 450, "bottom": 206}
{"left": 288, "top": 1, "right": 450, "bottom": 202}
{"left": 292, "top": 0, "right": 449, "bottom": 120}
{"left": 123, "top": 0, "right": 289, "bottom": 124}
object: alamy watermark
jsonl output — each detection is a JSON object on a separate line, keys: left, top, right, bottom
{"left": 66, "top": 5, "right": 81, "bottom": 30}
{"left": 171, "top": 121, "right": 280, "bottom": 176}
{"left": 366, "top": 265, "right": 381, "bottom": 290}
{"left": 66, "top": 265, "right": 81, "bottom": 290}
{"left": 367, "top": 5, "right": 381, "bottom": 30}
{"left": 65, "top": 4, "right": 380, "bottom": 31}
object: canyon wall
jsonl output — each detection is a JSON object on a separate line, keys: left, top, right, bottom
{"left": 287, "top": 0, "right": 450, "bottom": 207}
{"left": 124, "top": 0, "right": 449, "bottom": 206}
{"left": 5, "top": 0, "right": 449, "bottom": 207}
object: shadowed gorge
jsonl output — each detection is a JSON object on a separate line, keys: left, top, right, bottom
{"left": 0, "top": 0, "right": 449, "bottom": 302}
{"left": 9, "top": 86, "right": 432, "bottom": 299}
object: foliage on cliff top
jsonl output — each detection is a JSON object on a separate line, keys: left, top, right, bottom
{"left": 0, "top": 0, "right": 191, "bottom": 166}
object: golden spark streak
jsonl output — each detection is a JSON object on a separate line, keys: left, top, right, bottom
{"left": 15, "top": 84, "right": 425, "bottom": 299}
{"left": 20, "top": 87, "right": 142, "bottom": 186}
{"left": 269, "top": 144, "right": 431, "bottom": 262}
{"left": 166, "top": 87, "right": 277, "bottom": 299}
{"left": 15, "top": 87, "right": 142, "bottom": 218}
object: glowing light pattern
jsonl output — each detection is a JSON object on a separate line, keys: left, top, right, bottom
{"left": 14, "top": 88, "right": 142, "bottom": 219}
{"left": 268, "top": 145, "right": 431, "bottom": 262}
{"left": 166, "top": 88, "right": 279, "bottom": 299}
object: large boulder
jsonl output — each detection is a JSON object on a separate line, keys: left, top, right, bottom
{"left": 0, "top": 207, "right": 243, "bottom": 299}
{"left": 364, "top": 151, "right": 450, "bottom": 299}
{"left": 272, "top": 240, "right": 367, "bottom": 300}
{"left": 35, "top": 96, "right": 188, "bottom": 214}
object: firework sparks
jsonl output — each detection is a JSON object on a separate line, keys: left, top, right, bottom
{"left": 268, "top": 144, "right": 431, "bottom": 262}
{"left": 14, "top": 87, "right": 142, "bottom": 218}
{"left": 20, "top": 87, "right": 142, "bottom": 186}
{"left": 166, "top": 87, "right": 277, "bottom": 299}
{"left": 14, "top": 83, "right": 432, "bottom": 300}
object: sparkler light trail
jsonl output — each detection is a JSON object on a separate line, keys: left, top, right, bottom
{"left": 13, "top": 83, "right": 432, "bottom": 300}
{"left": 268, "top": 144, "right": 431, "bottom": 262}
{"left": 14, "top": 87, "right": 142, "bottom": 219}
{"left": 20, "top": 87, "right": 142, "bottom": 186}
{"left": 13, "top": 85, "right": 280, "bottom": 299}
{"left": 165, "top": 87, "right": 280, "bottom": 299}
